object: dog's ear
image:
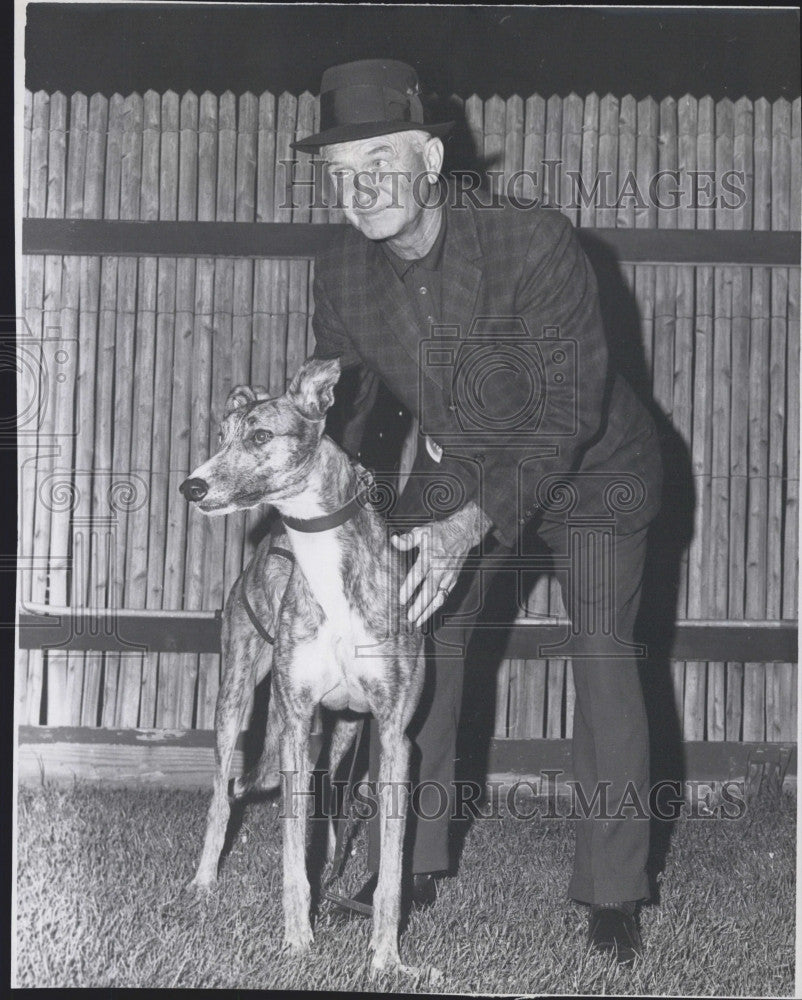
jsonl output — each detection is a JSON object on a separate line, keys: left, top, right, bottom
{"left": 287, "top": 357, "right": 342, "bottom": 420}
{"left": 225, "top": 385, "right": 270, "bottom": 416}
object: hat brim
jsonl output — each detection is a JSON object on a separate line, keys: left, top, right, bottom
{"left": 291, "top": 119, "right": 454, "bottom": 153}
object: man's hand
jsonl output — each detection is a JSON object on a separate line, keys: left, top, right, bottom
{"left": 391, "top": 501, "right": 493, "bottom": 627}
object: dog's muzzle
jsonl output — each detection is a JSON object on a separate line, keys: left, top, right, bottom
{"left": 180, "top": 477, "right": 209, "bottom": 502}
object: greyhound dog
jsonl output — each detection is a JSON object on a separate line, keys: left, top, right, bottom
{"left": 180, "top": 357, "right": 425, "bottom": 975}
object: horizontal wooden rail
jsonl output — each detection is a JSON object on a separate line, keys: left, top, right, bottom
{"left": 16, "top": 607, "right": 798, "bottom": 662}
{"left": 21, "top": 219, "right": 802, "bottom": 266}
{"left": 16, "top": 726, "right": 797, "bottom": 788}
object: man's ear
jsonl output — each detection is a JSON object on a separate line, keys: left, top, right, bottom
{"left": 287, "top": 357, "right": 342, "bottom": 420}
{"left": 225, "top": 384, "right": 270, "bottom": 416}
{"left": 423, "top": 136, "right": 444, "bottom": 178}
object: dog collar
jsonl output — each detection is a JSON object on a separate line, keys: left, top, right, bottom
{"left": 282, "top": 488, "right": 371, "bottom": 533}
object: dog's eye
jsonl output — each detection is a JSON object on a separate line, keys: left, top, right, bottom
{"left": 253, "top": 429, "right": 273, "bottom": 445}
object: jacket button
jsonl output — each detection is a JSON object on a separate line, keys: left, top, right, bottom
{"left": 448, "top": 403, "right": 457, "bottom": 413}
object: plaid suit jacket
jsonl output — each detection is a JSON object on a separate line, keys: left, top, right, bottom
{"left": 312, "top": 185, "right": 663, "bottom": 546}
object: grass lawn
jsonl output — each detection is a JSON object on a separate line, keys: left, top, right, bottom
{"left": 15, "top": 782, "right": 796, "bottom": 993}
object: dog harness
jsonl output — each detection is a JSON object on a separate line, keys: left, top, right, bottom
{"left": 240, "top": 545, "right": 295, "bottom": 644}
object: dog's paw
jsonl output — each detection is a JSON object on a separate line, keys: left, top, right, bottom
{"left": 369, "top": 943, "right": 442, "bottom": 982}
{"left": 369, "top": 946, "right": 407, "bottom": 977}
{"left": 184, "top": 875, "right": 217, "bottom": 899}
{"left": 230, "top": 773, "right": 280, "bottom": 799}
{"left": 283, "top": 920, "right": 314, "bottom": 954}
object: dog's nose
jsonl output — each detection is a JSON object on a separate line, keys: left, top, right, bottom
{"left": 180, "top": 477, "right": 208, "bottom": 502}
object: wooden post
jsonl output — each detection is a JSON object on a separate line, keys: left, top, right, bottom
{"left": 635, "top": 98, "right": 658, "bottom": 374}
{"left": 464, "top": 94, "right": 484, "bottom": 173}
{"left": 784, "top": 97, "right": 801, "bottom": 743}
{"left": 685, "top": 96, "right": 715, "bottom": 740}
{"left": 224, "top": 91, "right": 258, "bottom": 592}
{"left": 518, "top": 93, "right": 548, "bottom": 739}
{"left": 180, "top": 90, "right": 213, "bottom": 730}
{"left": 579, "top": 93, "right": 599, "bottom": 231}
{"left": 108, "top": 93, "right": 145, "bottom": 728}
{"left": 483, "top": 95, "right": 505, "bottom": 200}
{"left": 767, "top": 97, "right": 792, "bottom": 740}
{"left": 46, "top": 92, "right": 86, "bottom": 725}
{"left": 673, "top": 94, "right": 698, "bottom": 722}
{"left": 121, "top": 90, "right": 161, "bottom": 728}
{"left": 743, "top": 98, "right": 772, "bottom": 741}
{"left": 143, "top": 92, "right": 179, "bottom": 726}
{"left": 35, "top": 92, "right": 67, "bottom": 724}
{"left": 16, "top": 90, "right": 34, "bottom": 719}
{"left": 596, "top": 94, "right": 619, "bottom": 230}
{"left": 158, "top": 91, "right": 198, "bottom": 729}
{"left": 20, "top": 91, "right": 50, "bottom": 725}
{"left": 726, "top": 97, "right": 754, "bottom": 739}
{"left": 523, "top": 93, "right": 546, "bottom": 210}
{"left": 617, "top": 94, "right": 637, "bottom": 292}
{"left": 504, "top": 94, "right": 524, "bottom": 204}
{"left": 560, "top": 94, "right": 583, "bottom": 227}
{"left": 544, "top": 94, "right": 563, "bottom": 211}
{"left": 247, "top": 90, "right": 277, "bottom": 564}
{"left": 705, "top": 98, "right": 735, "bottom": 744}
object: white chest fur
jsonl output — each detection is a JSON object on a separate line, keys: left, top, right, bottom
{"left": 284, "top": 524, "right": 382, "bottom": 712}
{"left": 284, "top": 524, "right": 352, "bottom": 627}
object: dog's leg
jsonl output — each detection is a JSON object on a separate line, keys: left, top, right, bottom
{"left": 189, "top": 605, "right": 255, "bottom": 891}
{"left": 231, "top": 675, "right": 281, "bottom": 797}
{"left": 370, "top": 718, "right": 413, "bottom": 976}
{"left": 325, "top": 715, "right": 362, "bottom": 862}
{"left": 280, "top": 705, "right": 315, "bottom": 953}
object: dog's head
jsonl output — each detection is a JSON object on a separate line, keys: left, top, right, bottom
{"left": 180, "top": 357, "right": 342, "bottom": 514}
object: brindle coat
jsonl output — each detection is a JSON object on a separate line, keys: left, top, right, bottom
{"left": 181, "top": 358, "right": 425, "bottom": 976}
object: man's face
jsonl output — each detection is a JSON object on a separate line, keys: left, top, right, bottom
{"left": 322, "top": 132, "right": 439, "bottom": 242}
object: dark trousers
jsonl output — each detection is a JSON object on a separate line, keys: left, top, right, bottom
{"left": 366, "top": 519, "right": 652, "bottom": 905}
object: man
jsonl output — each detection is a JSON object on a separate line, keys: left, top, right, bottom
{"left": 292, "top": 59, "right": 663, "bottom": 964}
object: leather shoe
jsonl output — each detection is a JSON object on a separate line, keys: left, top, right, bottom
{"left": 410, "top": 872, "right": 438, "bottom": 908}
{"left": 587, "top": 903, "right": 643, "bottom": 965}
{"left": 324, "top": 872, "right": 440, "bottom": 920}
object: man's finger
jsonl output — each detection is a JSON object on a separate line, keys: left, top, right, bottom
{"left": 408, "top": 570, "right": 440, "bottom": 623}
{"left": 399, "top": 555, "right": 426, "bottom": 606}
{"left": 410, "top": 570, "right": 459, "bottom": 626}
{"left": 398, "top": 531, "right": 429, "bottom": 605}
{"left": 410, "top": 581, "right": 447, "bottom": 627}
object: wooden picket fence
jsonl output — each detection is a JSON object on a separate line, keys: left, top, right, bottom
{"left": 17, "top": 88, "right": 800, "bottom": 752}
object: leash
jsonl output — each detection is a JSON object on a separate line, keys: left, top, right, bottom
{"left": 322, "top": 714, "right": 368, "bottom": 902}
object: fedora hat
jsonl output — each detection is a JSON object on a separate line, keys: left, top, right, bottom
{"left": 291, "top": 59, "right": 454, "bottom": 153}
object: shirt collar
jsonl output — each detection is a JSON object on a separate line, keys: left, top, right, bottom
{"left": 381, "top": 207, "right": 447, "bottom": 278}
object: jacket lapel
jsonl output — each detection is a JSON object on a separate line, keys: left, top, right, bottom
{"left": 440, "top": 201, "right": 484, "bottom": 340}
{"left": 345, "top": 189, "right": 486, "bottom": 437}
{"left": 367, "top": 195, "right": 485, "bottom": 397}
